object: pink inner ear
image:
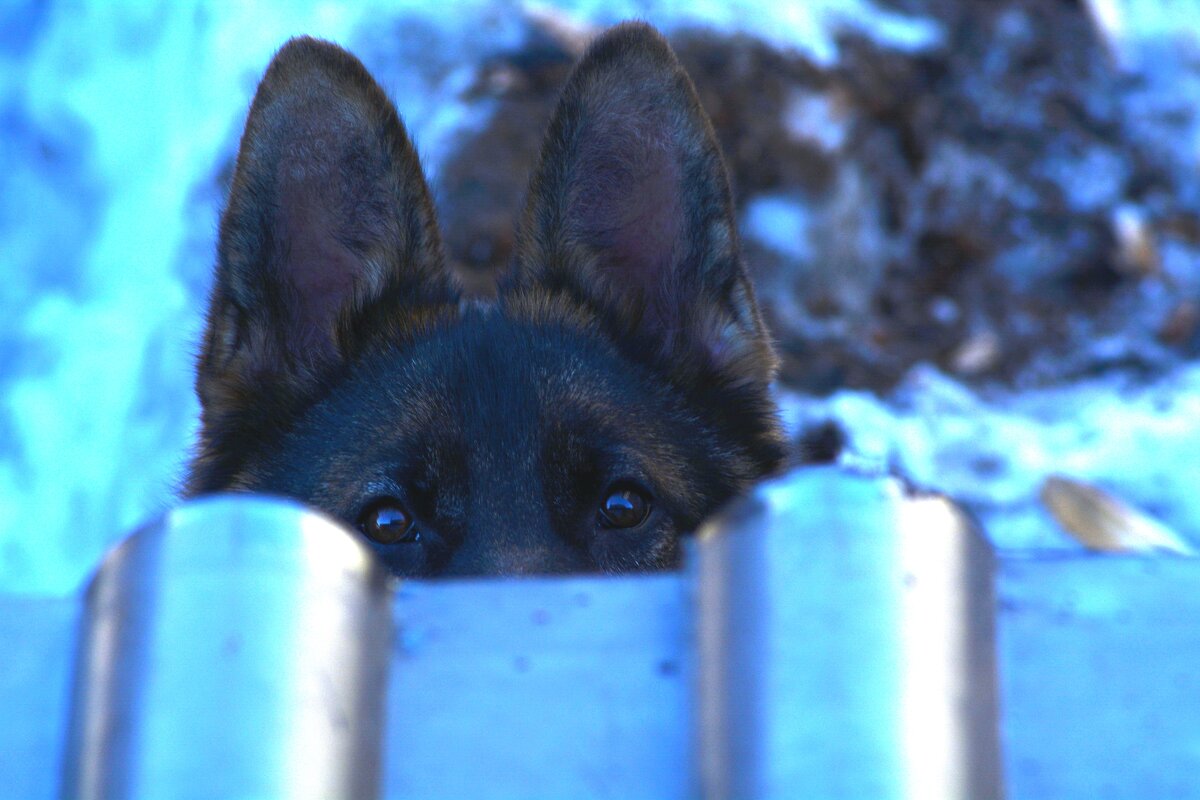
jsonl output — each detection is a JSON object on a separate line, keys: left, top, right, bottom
{"left": 607, "top": 158, "right": 681, "bottom": 282}
{"left": 275, "top": 156, "right": 359, "bottom": 361}
{"left": 569, "top": 95, "right": 685, "bottom": 334}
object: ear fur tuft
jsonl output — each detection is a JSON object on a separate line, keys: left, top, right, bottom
{"left": 190, "top": 36, "right": 456, "bottom": 492}
{"left": 507, "top": 22, "right": 778, "bottom": 388}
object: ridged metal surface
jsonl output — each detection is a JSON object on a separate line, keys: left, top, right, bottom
{"left": 59, "top": 495, "right": 393, "bottom": 800}
{"left": 0, "top": 471, "right": 1032, "bottom": 798}
{"left": 695, "top": 472, "right": 1004, "bottom": 799}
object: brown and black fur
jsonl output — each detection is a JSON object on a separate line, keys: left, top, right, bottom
{"left": 188, "top": 23, "right": 785, "bottom": 577}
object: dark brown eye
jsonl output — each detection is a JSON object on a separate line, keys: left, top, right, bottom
{"left": 358, "top": 499, "right": 421, "bottom": 544}
{"left": 597, "top": 485, "right": 652, "bottom": 529}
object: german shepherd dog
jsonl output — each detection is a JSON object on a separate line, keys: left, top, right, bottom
{"left": 186, "top": 22, "right": 785, "bottom": 577}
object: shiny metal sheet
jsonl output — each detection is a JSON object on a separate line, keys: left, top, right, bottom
{"left": 59, "top": 495, "right": 393, "bottom": 800}
{"left": 384, "top": 573, "right": 691, "bottom": 799}
{"left": 0, "top": 594, "right": 77, "bottom": 800}
{"left": 695, "top": 469, "right": 1004, "bottom": 799}
{"left": 8, "top": 471, "right": 1185, "bottom": 798}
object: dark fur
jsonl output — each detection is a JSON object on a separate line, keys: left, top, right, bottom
{"left": 188, "top": 23, "right": 785, "bottom": 576}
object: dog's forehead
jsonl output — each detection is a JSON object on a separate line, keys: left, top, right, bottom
{"left": 386, "top": 307, "right": 634, "bottom": 418}
{"left": 260, "top": 310, "right": 662, "bottom": 484}
{"left": 239, "top": 302, "right": 706, "bottom": 533}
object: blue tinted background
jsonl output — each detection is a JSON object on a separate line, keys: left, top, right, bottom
{"left": 0, "top": 0, "right": 947, "bottom": 593}
{"left": 3, "top": 1, "right": 1198, "bottom": 593}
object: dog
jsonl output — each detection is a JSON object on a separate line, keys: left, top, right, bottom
{"left": 186, "top": 22, "right": 785, "bottom": 577}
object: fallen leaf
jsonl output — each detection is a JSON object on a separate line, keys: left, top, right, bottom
{"left": 1041, "top": 476, "right": 1194, "bottom": 555}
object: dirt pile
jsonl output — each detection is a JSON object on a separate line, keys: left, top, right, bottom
{"left": 434, "top": 1, "right": 1200, "bottom": 393}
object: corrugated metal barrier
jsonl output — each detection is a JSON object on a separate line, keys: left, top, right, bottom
{"left": 1, "top": 468, "right": 1195, "bottom": 798}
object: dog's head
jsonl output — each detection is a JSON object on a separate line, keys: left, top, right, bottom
{"left": 189, "top": 23, "right": 784, "bottom": 577}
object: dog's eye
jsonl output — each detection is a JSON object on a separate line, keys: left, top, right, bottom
{"left": 597, "top": 485, "right": 652, "bottom": 529}
{"left": 358, "top": 499, "right": 421, "bottom": 544}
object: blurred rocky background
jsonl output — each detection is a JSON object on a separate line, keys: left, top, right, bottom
{"left": 410, "top": 0, "right": 1200, "bottom": 555}
{"left": 430, "top": 1, "right": 1200, "bottom": 393}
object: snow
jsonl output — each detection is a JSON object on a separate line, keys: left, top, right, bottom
{"left": 528, "top": 0, "right": 942, "bottom": 65}
{"left": 1, "top": 3, "right": 370, "bottom": 594}
{"left": 0, "top": 1, "right": 551, "bottom": 593}
{"left": 743, "top": 195, "right": 815, "bottom": 265}
{"left": 782, "top": 363, "right": 1200, "bottom": 554}
{"left": 1085, "top": 0, "right": 1200, "bottom": 66}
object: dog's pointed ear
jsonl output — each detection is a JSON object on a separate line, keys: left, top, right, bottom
{"left": 193, "top": 37, "right": 455, "bottom": 489}
{"left": 507, "top": 22, "right": 777, "bottom": 387}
